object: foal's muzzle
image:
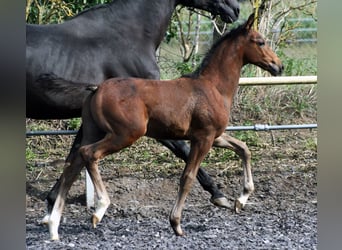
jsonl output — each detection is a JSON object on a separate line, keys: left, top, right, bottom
{"left": 269, "top": 62, "right": 284, "bottom": 76}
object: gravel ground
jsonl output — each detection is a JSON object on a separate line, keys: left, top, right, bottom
{"left": 26, "top": 131, "right": 317, "bottom": 249}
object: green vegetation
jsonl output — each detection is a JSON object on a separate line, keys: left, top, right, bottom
{"left": 26, "top": 148, "right": 37, "bottom": 170}
{"left": 26, "top": 0, "right": 113, "bottom": 24}
{"left": 159, "top": 0, "right": 317, "bottom": 78}
{"left": 66, "top": 118, "right": 81, "bottom": 130}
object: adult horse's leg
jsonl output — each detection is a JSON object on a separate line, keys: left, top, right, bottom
{"left": 158, "top": 139, "right": 229, "bottom": 208}
{"left": 169, "top": 136, "right": 214, "bottom": 236}
{"left": 65, "top": 125, "right": 84, "bottom": 163}
{"left": 213, "top": 133, "right": 254, "bottom": 213}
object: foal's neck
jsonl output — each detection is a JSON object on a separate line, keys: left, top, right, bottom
{"left": 200, "top": 37, "right": 244, "bottom": 96}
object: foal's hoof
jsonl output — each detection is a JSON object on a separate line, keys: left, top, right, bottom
{"left": 41, "top": 214, "right": 50, "bottom": 225}
{"left": 170, "top": 220, "right": 185, "bottom": 236}
{"left": 174, "top": 228, "right": 186, "bottom": 237}
{"left": 177, "top": 231, "right": 186, "bottom": 237}
{"left": 50, "top": 235, "right": 60, "bottom": 241}
{"left": 91, "top": 214, "right": 100, "bottom": 228}
{"left": 234, "top": 199, "right": 243, "bottom": 214}
{"left": 210, "top": 196, "right": 230, "bottom": 209}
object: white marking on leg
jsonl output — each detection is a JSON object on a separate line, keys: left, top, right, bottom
{"left": 41, "top": 213, "right": 50, "bottom": 225}
{"left": 48, "top": 209, "right": 62, "bottom": 240}
{"left": 47, "top": 193, "right": 66, "bottom": 240}
{"left": 214, "top": 134, "right": 255, "bottom": 211}
{"left": 93, "top": 196, "right": 110, "bottom": 226}
{"left": 237, "top": 193, "right": 249, "bottom": 207}
{"left": 237, "top": 179, "right": 255, "bottom": 208}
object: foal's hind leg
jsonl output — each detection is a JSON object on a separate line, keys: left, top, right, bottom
{"left": 43, "top": 126, "right": 102, "bottom": 224}
{"left": 79, "top": 132, "right": 141, "bottom": 228}
{"left": 158, "top": 139, "right": 229, "bottom": 208}
{"left": 47, "top": 153, "right": 86, "bottom": 240}
{"left": 44, "top": 128, "right": 83, "bottom": 220}
{"left": 213, "top": 133, "right": 254, "bottom": 213}
{"left": 46, "top": 128, "right": 105, "bottom": 240}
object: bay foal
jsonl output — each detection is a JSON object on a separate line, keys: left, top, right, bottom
{"left": 29, "top": 0, "right": 240, "bottom": 212}
{"left": 47, "top": 13, "right": 283, "bottom": 240}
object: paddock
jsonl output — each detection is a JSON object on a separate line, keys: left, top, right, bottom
{"left": 26, "top": 126, "right": 317, "bottom": 248}
{"left": 26, "top": 75, "right": 316, "bottom": 248}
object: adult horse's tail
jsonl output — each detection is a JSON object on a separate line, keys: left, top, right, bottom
{"left": 35, "top": 74, "right": 98, "bottom": 92}
{"left": 27, "top": 74, "right": 99, "bottom": 119}
{"left": 86, "top": 86, "right": 98, "bottom": 92}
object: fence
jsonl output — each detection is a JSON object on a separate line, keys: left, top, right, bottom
{"left": 26, "top": 75, "right": 317, "bottom": 207}
{"left": 177, "top": 17, "right": 317, "bottom": 46}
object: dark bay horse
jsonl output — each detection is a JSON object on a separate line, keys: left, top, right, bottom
{"left": 27, "top": 0, "right": 240, "bottom": 212}
{"left": 47, "top": 13, "right": 283, "bottom": 240}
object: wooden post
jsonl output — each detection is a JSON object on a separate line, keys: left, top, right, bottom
{"left": 252, "top": 0, "right": 262, "bottom": 30}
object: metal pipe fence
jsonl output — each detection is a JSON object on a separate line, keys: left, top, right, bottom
{"left": 26, "top": 123, "right": 318, "bottom": 137}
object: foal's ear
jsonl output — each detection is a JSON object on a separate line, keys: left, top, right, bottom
{"left": 244, "top": 13, "right": 255, "bottom": 31}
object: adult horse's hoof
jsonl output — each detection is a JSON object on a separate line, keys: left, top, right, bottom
{"left": 210, "top": 196, "right": 230, "bottom": 209}
{"left": 91, "top": 214, "right": 100, "bottom": 228}
{"left": 234, "top": 199, "right": 243, "bottom": 213}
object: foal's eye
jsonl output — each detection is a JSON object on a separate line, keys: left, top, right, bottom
{"left": 257, "top": 41, "right": 265, "bottom": 47}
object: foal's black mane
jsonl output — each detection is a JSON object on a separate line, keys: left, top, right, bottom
{"left": 184, "top": 22, "right": 248, "bottom": 78}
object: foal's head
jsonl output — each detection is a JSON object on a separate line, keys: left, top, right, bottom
{"left": 240, "top": 14, "right": 284, "bottom": 76}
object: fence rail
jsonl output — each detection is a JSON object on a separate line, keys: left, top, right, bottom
{"left": 183, "top": 17, "right": 317, "bottom": 44}
{"left": 26, "top": 123, "right": 318, "bottom": 137}
{"left": 239, "top": 75, "right": 317, "bottom": 86}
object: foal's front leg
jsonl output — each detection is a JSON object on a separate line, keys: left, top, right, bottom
{"left": 157, "top": 139, "right": 229, "bottom": 208}
{"left": 169, "top": 137, "right": 214, "bottom": 236}
{"left": 213, "top": 133, "right": 254, "bottom": 213}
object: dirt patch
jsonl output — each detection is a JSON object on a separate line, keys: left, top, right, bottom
{"left": 26, "top": 130, "right": 317, "bottom": 249}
